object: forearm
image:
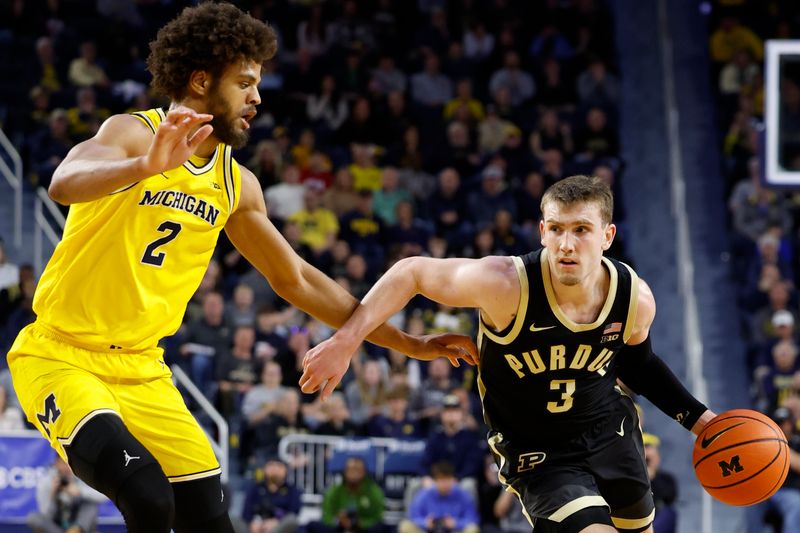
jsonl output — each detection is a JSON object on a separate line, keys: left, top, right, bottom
{"left": 281, "top": 261, "right": 416, "bottom": 354}
{"left": 616, "top": 336, "right": 708, "bottom": 431}
{"left": 329, "top": 258, "right": 419, "bottom": 348}
{"left": 50, "top": 156, "right": 152, "bottom": 204}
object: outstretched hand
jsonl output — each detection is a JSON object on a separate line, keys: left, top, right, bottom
{"left": 299, "top": 332, "right": 479, "bottom": 401}
{"left": 143, "top": 106, "right": 214, "bottom": 175}
{"left": 412, "top": 332, "right": 479, "bottom": 367}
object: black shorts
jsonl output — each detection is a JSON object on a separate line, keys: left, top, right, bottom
{"left": 488, "top": 392, "right": 655, "bottom": 532}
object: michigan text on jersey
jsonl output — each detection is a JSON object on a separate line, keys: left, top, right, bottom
{"left": 138, "top": 189, "right": 220, "bottom": 226}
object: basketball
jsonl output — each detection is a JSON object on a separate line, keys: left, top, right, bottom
{"left": 693, "top": 409, "right": 790, "bottom": 506}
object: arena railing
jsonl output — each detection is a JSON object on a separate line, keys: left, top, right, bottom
{"left": 278, "top": 434, "right": 426, "bottom": 524}
{"left": 0, "top": 127, "right": 22, "bottom": 248}
{"left": 33, "top": 187, "right": 65, "bottom": 276}
{"left": 171, "top": 365, "right": 230, "bottom": 484}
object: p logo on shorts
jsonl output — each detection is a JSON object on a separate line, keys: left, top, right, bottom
{"left": 517, "top": 452, "right": 546, "bottom": 473}
{"left": 36, "top": 392, "right": 62, "bottom": 438}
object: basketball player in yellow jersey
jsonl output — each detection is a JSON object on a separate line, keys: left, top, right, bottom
{"left": 7, "top": 4, "right": 476, "bottom": 533}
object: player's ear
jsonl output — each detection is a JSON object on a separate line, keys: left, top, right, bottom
{"left": 602, "top": 223, "right": 616, "bottom": 250}
{"left": 539, "top": 219, "right": 545, "bottom": 246}
{"left": 188, "top": 70, "right": 211, "bottom": 97}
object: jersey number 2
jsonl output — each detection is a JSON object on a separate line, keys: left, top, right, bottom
{"left": 142, "top": 221, "right": 182, "bottom": 267}
{"left": 547, "top": 379, "right": 575, "bottom": 413}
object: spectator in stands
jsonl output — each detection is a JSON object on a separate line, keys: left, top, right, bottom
{"left": 644, "top": 433, "right": 678, "bottom": 533}
{"left": 414, "top": 7, "right": 451, "bottom": 56}
{"left": 4, "top": 274, "right": 35, "bottom": 348}
{"left": 28, "top": 108, "right": 73, "bottom": 189}
{"left": 489, "top": 51, "right": 536, "bottom": 107}
{"left": 577, "top": 57, "right": 620, "bottom": 110}
{"left": 307, "top": 75, "right": 349, "bottom": 135}
{"left": 719, "top": 49, "right": 760, "bottom": 97}
{"left": 287, "top": 183, "right": 340, "bottom": 258}
{"left": 217, "top": 325, "right": 259, "bottom": 416}
{"left": 529, "top": 23, "right": 575, "bottom": 63}
{"left": 751, "top": 281, "right": 795, "bottom": 346}
{"left": 0, "top": 240, "right": 21, "bottom": 291}
{"left": 444, "top": 79, "right": 485, "bottom": 124}
{"left": 249, "top": 140, "right": 284, "bottom": 189}
{"left": 27, "top": 457, "right": 105, "bottom": 533}
{"left": 346, "top": 359, "right": 388, "bottom": 427}
{"left": 253, "top": 388, "right": 310, "bottom": 461}
{"left": 411, "top": 53, "right": 453, "bottom": 109}
{"left": 309, "top": 456, "right": 386, "bottom": 533}
{"left": 67, "top": 41, "right": 109, "bottom": 90}
{"left": 540, "top": 148, "right": 566, "bottom": 183}
{"left": 179, "top": 291, "right": 231, "bottom": 398}
{"left": 535, "top": 58, "right": 577, "bottom": 112}
{"left": 746, "top": 407, "right": 800, "bottom": 533}
{"left": 344, "top": 254, "right": 371, "bottom": 300}
{"left": 412, "top": 357, "right": 459, "bottom": 429}
{"left": 529, "top": 108, "right": 573, "bottom": 161}
{"left": 710, "top": 16, "right": 763, "bottom": 64}
{"left": 339, "top": 190, "right": 386, "bottom": 273}
{"left": 242, "top": 361, "right": 287, "bottom": 429}
{"left": 373, "top": 167, "right": 412, "bottom": 225}
{"left": 463, "top": 22, "right": 495, "bottom": 64}
{"left": 491, "top": 209, "right": 526, "bottom": 256}
{"left": 0, "top": 382, "right": 23, "bottom": 430}
{"left": 484, "top": 491, "right": 530, "bottom": 533}
{"left": 243, "top": 457, "right": 301, "bottom": 533}
{"left": 65, "top": 87, "right": 110, "bottom": 141}
{"left": 297, "top": 4, "right": 331, "bottom": 58}
{"left": 441, "top": 121, "right": 481, "bottom": 180}
{"left": 386, "top": 201, "right": 432, "bottom": 257}
{"left": 348, "top": 143, "right": 383, "bottom": 192}
{"left": 399, "top": 461, "right": 479, "bottom": 533}
{"left": 427, "top": 168, "right": 468, "bottom": 244}
{"left": 367, "top": 384, "right": 422, "bottom": 439}
{"left": 466, "top": 164, "right": 517, "bottom": 226}
{"left": 328, "top": 0, "right": 375, "bottom": 56}
{"left": 27, "top": 36, "right": 62, "bottom": 94}
{"left": 422, "top": 394, "right": 484, "bottom": 482}
{"left": 574, "top": 107, "right": 619, "bottom": 161}
{"left": 760, "top": 339, "right": 800, "bottom": 412}
{"left": 386, "top": 348, "right": 423, "bottom": 391}
{"left": 516, "top": 171, "right": 545, "bottom": 236}
{"left": 370, "top": 55, "right": 407, "bottom": 96}
{"left": 265, "top": 165, "right": 306, "bottom": 223}
{"left": 227, "top": 283, "right": 258, "bottom": 329}
{"left": 478, "top": 105, "right": 512, "bottom": 155}
{"left": 339, "top": 98, "right": 381, "bottom": 146}
{"left": 324, "top": 168, "right": 360, "bottom": 218}
{"left": 315, "top": 391, "right": 359, "bottom": 437}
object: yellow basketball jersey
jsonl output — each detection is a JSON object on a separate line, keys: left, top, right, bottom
{"left": 33, "top": 108, "right": 241, "bottom": 351}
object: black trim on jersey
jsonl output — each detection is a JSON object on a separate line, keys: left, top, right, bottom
{"left": 108, "top": 182, "right": 139, "bottom": 196}
{"left": 131, "top": 112, "right": 156, "bottom": 134}
{"left": 222, "top": 146, "right": 235, "bottom": 213}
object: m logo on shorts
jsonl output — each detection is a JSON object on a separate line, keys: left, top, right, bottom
{"left": 517, "top": 452, "right": 546, "bottom": 473}
{"left": 36, "top": 393, "right": 61, "bottom": 438}
{"left": 718, "top": 455, "right": 744, "bottom": 477}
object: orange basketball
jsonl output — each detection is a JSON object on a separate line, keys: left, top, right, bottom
{"left": 693, "top": 409, "right": 790, "bottom": 506}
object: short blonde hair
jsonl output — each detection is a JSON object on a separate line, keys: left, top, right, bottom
{"left": 540, "top": 175, "right": 614, "bottom": 224}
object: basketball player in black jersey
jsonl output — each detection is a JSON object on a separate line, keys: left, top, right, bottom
{"left": 301, "top": 175, "right": 717, "bottom": 533}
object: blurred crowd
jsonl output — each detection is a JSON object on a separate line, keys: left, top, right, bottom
{"left": 710, "top": 0, "right": 800, "bottom": 531}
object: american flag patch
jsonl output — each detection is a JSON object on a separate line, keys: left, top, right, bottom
{"left": 603, "top": 322, "right": 622, "bottom": 334}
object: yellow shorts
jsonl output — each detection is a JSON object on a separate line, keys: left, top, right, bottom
{"left": 8, "top": 322, "right": 220, "bottom": 482}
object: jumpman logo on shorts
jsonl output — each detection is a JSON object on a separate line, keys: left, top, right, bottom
{"left": 123, "top": 450, "right": 141, "bottom": 467}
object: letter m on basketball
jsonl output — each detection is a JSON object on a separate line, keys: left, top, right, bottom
{"left": 36, "top": 393, "right": 61, "bottom": 438}
{"left": 718, "top": 455, "right": 744, "bottom": 477}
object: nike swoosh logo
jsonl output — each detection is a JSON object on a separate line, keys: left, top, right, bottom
{"left": 530, "top": 324, "right": 557, "bottom": 332}
{"left": 701, "top": 422, "right": 746, "bottom": 449}
{"left": 616, "top": 416, "right": 626, "bottom": 437}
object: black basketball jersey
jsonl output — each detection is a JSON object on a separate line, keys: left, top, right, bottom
{"left": 477, "top": 248, "right": 639, "bottom": 447}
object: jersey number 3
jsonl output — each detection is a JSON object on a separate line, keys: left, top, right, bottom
{"left": 142, "top": 221, "right": 182, "bottom": 267}
{"left": 547, "top": 379, "right": 575, "bottom": 413}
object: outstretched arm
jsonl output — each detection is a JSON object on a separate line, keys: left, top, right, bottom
{"left": 48, "top": 107, "right": 213, "bottom": 205}
{"left": 300, "top": 254, "right": 521, "bottom": 398}
{"left": 616, "top": 278, "right": 716, "bottom": 435}
{"left": 226, "top": 168, "right": 478, "bottom": 395}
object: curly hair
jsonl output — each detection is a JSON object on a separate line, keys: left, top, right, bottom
{"left": 147, "top": 2, "right": 277, "bottom": 100}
